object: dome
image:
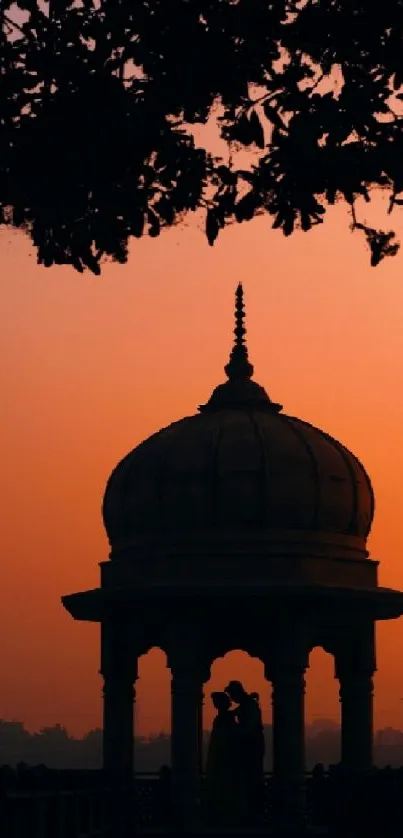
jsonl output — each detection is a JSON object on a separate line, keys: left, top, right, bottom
{"left": 103, "top": 286, "right": 374, "bottom": 562}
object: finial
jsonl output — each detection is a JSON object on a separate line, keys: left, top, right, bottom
{"left": 224, "top": 283, "right": 254, "bottom": 381}
{"left": 198, "top": 283, "right": 282, "bottom": 413}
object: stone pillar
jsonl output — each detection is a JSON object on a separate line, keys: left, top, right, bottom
{"left": 335, "top": 623, "right": 376, "bottom": 773}
{"left": 265, "top": 631, "right": 309, "bottom": 834}
{"left": 170, "top": 667, "right": 204, "bottom": 830}
{"left": 102, "top": 676, "right": 136, "bottom": 782}
{"left": 168, "top": 633, "right": 209, "bottom": 832}
{"left": 339, "top": 672, "right": 373, "bottom": 771}
{"left": 100, "top": 620, "right": 137, "bottom": 784}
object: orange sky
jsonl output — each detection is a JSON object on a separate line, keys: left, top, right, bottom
{"left": 2, "top": 201, "right": 403, "bottom": 739}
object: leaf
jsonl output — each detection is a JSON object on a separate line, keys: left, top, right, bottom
{"left": 216, "top": 165, "right": 236, "bottom": 186}
{"left": 300, "top": 211, "right": 312, "bottom": 232}
{"left": 147, "top": 209, "right": 160, "bottom": 238}
{"left": 272, "top": 212, "right": 284, "bottom": 230}
{"left": 358, "top": 226, "right": 400, "bottom": 267}
{"left": 154, "top": 196, "right": 175, "bottom": 225}
{"left": 232, "top": 112, "right": 255, "bottom": 145}
{"left": 283, "top": 210, "right": 296, "bottom": 237}
{"left": 206, "top": 208, "right": 220, "bottom": 246}
{"left": 236, "top": 169, "right": 255, "bottom": 185}
{"left": 234, "top": 191, "right": 259, "bottom": 222}
{"left": 131, "top": 210, "right": 145, "bottom": 238}
{"left": 263, "top": 101, "right": 285, "bottom": 131}
{"left": 248, "top": 110, "right": 265, "bottom": 149}
{"left": 82, "top": 251, "right": 101, "bottom": 275}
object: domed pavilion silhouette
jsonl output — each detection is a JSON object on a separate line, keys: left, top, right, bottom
{"left": 62, "top": 284, "right": 403, "bottom": 831}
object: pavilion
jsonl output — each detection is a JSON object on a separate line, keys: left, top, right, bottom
{"left": 62, "top": 284, "right": 403, "bottom": 832}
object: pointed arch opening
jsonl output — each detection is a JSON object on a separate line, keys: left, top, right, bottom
{"left": 202, "top": 649, "right": 270, "bottom": 770}
{"left": 136, "top": 647, "right": 170, "bottom": 771}
{"left": 305, "top": 646, "right": 340, "bottom": 769}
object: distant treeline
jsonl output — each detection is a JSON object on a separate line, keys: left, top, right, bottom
{"left": 1, "top": 719, "right": 403, "bottom": 771}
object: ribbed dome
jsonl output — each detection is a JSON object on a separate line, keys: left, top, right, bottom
{"left": 103, "top": 286, "right": 374, "bottom": 560}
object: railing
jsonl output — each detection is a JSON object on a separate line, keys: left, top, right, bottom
{"left": 1, "top": 772, "right": 273, "bottom": 836}
{"left": 1, "top": 785, "right": 126, "bottom": 838}
{"left": 2, "top": 769, "right": 403, "bottom": 836}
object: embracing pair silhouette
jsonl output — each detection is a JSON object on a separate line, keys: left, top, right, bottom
{"left": 205, "top": 680, "right": 265, "bottom": 826}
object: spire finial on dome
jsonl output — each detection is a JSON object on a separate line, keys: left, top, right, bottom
{"left": 198, "top": 283, "right": 282, "bottom": 413}
{"left": 224, "top": 283, "right": 254, "bottom": 381}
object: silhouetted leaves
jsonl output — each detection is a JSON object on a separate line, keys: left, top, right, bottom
{"left": 354, "top": 223, "right": 400, "bottom": 267}
{"left": 206, "top": 208, "right": 221, "bottom": 246}
{"left": 226, "top": 109, "right": 266, "bottom": 148}
{"left": 234, "top": 191, "right": 261, "bottom": 223}
{"left": 3, "top": 0, "right": 403, "bottom": 272}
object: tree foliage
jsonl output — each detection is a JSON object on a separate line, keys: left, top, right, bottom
{"left": 2, "top": 0, "right": 403, "bottom": 273}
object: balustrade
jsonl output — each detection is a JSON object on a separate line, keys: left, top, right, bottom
{"left": 2, "top": 770, "right": 403, "bottom": 835}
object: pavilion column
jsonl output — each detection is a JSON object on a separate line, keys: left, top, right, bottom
{"left": 265, "top": 631, "right": 309, "bottom": 834}
{"left": 169, "top": 642, "right": 209, "bottom": 831}
{"left": 170, "top": 669, "right": 204, "bottom": 830}
{"left": 335, "top": 623, "right": 376, "bottom": 773}
{"left": 100, "top": 621, "right": 138, "bottom": 785}
{"left": 102, "top": 675, "right": 136, "bottom": 781}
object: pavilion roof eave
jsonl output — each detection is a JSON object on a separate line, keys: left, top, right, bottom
{"left": 61, "top": 583, "right": 403, "bottom": 623}
{"left": 61, "top": 589, "right": 107, "bottom": 622}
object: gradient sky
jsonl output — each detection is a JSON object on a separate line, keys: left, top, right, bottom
{"left": 2, "top": 199, "right": 403, "bottom": 739}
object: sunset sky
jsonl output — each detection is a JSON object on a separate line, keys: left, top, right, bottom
{"left": 2, "top": 199, "right": 403, "bottom": 740}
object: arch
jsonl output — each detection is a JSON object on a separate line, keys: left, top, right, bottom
{"left": 202, "top": 649, "right": 270, "bottom": 769}
{"left": 305, "top": 646, "right": 340, "bottom": 768}
{"left": 136, "top": 647, "right": 170, "bottom": 751}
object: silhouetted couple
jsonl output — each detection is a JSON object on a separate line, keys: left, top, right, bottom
{"left": 205, "top": 680, "right": 265, "bottom": 827}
